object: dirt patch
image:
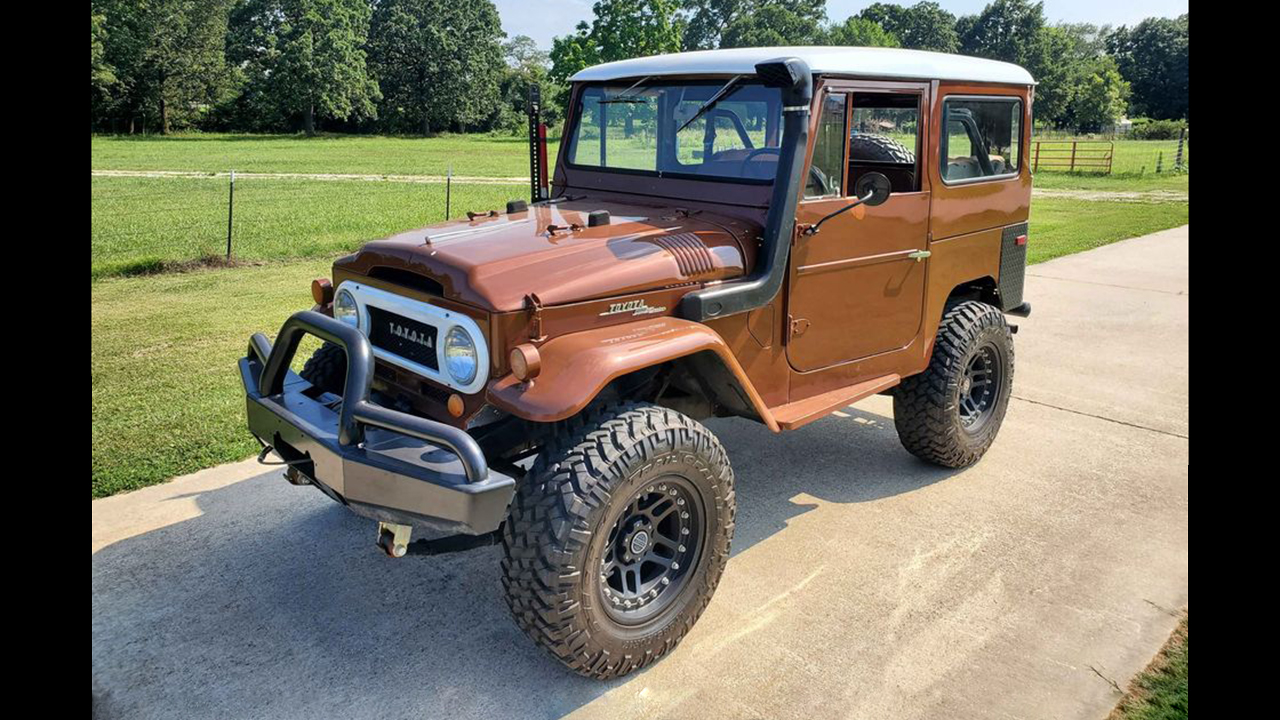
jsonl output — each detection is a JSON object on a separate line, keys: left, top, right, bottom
{"left": 92, "top": 169, "right": 527, "bottom": 186}
{"left": 1032, "top": 188, "right": 1189, "bottom": 203}
{"left": 112, "top": 254, "right": 264, "bottom": 278}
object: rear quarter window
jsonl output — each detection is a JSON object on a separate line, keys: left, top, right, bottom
{"left": 940, "top": 97, "right": 1022, "bottom": 184}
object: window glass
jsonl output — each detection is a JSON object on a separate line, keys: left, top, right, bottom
{"left": 851, "top": 93, "right": 921, "bottom": 193}
{"left": 805, "top": 93, "right": 846, "bottom": 198}
{"left": 570, "top": 82, "right": 783, "bottom": 182}
{"left": 941, "top": 98, "right": 1023, "bottom": 182}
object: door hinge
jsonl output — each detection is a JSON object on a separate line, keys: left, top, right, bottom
{"left": 789, "top": 315, "right": 810, "bottom": 339}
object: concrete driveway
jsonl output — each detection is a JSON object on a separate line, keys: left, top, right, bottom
{"left": 92, "top": 226, "right": 1189, "bottom": 720}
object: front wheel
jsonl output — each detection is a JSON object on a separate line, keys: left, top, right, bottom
{"left": 893, "top": 301, "right": 1014, "bottom": 468}
{"left": 500, "top": 403, "right": 736, "bottom": 679}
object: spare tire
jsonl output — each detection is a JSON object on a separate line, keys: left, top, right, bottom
{"left": 850, "top": 133, "right": 916, "bottom": 164}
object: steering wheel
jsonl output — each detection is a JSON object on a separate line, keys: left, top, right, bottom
{"left": 741, "top": 147, "right": 832, "bottom": 192}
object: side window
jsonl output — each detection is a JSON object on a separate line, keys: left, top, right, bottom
{"left": 805, "top": 93, "right": 846, "bottom": 199}
{"left": 941, "top": 97, "right": 1022, "bottom": 183}
{"left": 851, "top": 93, "right": 921, "bottom": 193}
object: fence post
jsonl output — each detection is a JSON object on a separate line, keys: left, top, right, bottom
{"left": 1069, "top": 141, "right": 1077, "bottom": 172}
{"left": 1033, "top": 141, "right": 1041, "bottom": 172}
{"left": 1156, "top": 151, "right": 1163, "bottom": 174}
{"left": 1175, "top": 128, "right": 1186, "bottom": 170}
{"left": 445, "top": 164, "right": 452, "bottom": 221}
{"left": 226, "top": 169, "right": 235, "bottom": 261}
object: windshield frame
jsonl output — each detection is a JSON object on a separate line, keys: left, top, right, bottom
{"left": 563, "top": 79, "right": 785, "bottom": 187}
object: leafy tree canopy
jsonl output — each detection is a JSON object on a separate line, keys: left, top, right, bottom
{"left": 858, "top": 2, "right": 958, "bottom": 52}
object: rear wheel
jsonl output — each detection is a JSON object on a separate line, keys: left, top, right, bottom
{"left": 893, "top": 301, "right": 1014, "bottom": 468}
{"left": 501, "top": 402, "right": 735, "bottom": 679}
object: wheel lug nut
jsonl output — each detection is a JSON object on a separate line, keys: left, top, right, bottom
{"left": 671, "top": 561, "right": 679, "bottom": 570}
{"left": 661, "top": 577, "right": 670, "bottom": 585}
{"left": 678, "top": 545, "right": 686, "bottom": 552}
{"left": 681, "top": 512, "right": 689, "bottom": 519}
{"left": 677, "top": 498, "right": 684, "bottom": 506}
{"left": 681, "top": 527, "right": 689, "bottom": 535}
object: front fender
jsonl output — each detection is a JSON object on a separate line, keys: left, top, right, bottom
{"left": 485, "top": 317, "right": 778, "bottom": 431}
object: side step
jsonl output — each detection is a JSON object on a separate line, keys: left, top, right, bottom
{"left": 770, "top": 374, "right": 901, "bottom": 431}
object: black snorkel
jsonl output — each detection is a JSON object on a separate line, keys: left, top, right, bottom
{"left": 678, "top": 57, "right": 813, "bottom": 321}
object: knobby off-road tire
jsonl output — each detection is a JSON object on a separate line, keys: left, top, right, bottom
{"left": 850, "top": 133, "right": 916, "bottom": 164}
{"left": 501, "top": 402, "right": 736, "bottom": 679}
{"left": 894, "top": 301, "right": 1014, "bottom": 468}
{"left": 299, "top": 342, "right": 346, "bottom": 396}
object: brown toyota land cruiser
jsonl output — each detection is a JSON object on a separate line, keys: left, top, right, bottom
{"left": 239, "top": 46, "right": 1035, "bottom": 679}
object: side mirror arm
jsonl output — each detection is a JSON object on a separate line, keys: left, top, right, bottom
{"left": 802, "top": 194, "right": 870, "bottom": 236}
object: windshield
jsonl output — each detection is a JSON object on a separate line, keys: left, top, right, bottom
{"left": 568, "top": 81, "right": 784, "bottom": 183}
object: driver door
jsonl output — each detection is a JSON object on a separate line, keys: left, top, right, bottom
{"left": 786, "top": 83, "right": 932, "bottom": 373}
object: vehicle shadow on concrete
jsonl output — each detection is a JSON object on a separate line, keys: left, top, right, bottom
{"left": 92, "top": 405, "right": 962, "bottom": 720}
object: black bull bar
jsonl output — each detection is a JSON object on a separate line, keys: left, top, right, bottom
{"left": 239, "top": 310, "right": 515, "bottom": 535}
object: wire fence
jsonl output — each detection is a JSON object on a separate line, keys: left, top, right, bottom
{"left": 91, "top": 172, "right": 528, "bottom": 279}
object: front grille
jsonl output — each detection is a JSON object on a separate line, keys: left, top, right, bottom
{"left": 998, "top": 222, "right": 1029, "bottom": 310}
{"left": 367, "top": 306, "right": 439, "bottom": 370}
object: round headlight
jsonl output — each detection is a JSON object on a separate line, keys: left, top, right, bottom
{"left": 334, "top": 288, "right": 359, "bottom": 328}
{"left": 443, "top": 326, "right": 478, "bottom": 386}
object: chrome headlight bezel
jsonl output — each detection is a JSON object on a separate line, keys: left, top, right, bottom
{"left": 443, "top": 326, "right": 479, "bottom": 386}
{"left": 334, "top": 288, "right": 360, "bottom": 328}
{"left": 332, "top": 281, "right": 490, "bottom": 395}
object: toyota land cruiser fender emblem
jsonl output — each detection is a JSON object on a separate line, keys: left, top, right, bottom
{"left": 598, "top": 300, "right": 666, "bottom": 317}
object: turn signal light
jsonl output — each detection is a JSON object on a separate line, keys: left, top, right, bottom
{"left": 510, "top": 343, "right": 542, "bottom": 382}
{"left": 311, "top": 277, "right": 334, "bottom": 305}
{"left": 1015, "top": 235, "right": 1028, "bottom": 247}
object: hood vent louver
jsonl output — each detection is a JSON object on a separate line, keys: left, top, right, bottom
{"left": 647, "top": 233, "right": 715, "bottom": 279}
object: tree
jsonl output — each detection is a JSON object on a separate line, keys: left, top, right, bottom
{"left": 499, "top": 35, "right": 563, "bottom": 132}
{"left": 369, "top": 0, "right": 505, "bottom": 135}
{"left": 720, "top": 0, "right": 827, "bottom": 48}
{"left": 549, "top": 1, "right": 683, "bottom": 83}
{"left": 504, "top": 35, "right": 548, "bottom": 74}
{"left": 1068, "top": 55, "right": 1130, "bottom": 132}
{"left": 1106, "top": 14, "right": 1188, "bottom": 120}
{"left": 91, "top": 11, "right": 117, "bottom": 122}
{"left": 858, "top": 2, "right": 958, "bottom": 52}
{"left": 823, "top": 17, "right": 900, "bottom": 48}
{"left": 95, "top": 0, "right": 234, "bottom": 133}
{"left": 679, "top": 0, "right": 740, "bottom": 51}
{"left": 231, "top": 0, "right": 380, "bottom": 135}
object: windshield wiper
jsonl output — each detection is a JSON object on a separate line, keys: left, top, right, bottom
{"left": 598, "top": 76, "right": 653, "bottom": 104}
{"left": 676, "top": 75, "right": 743, "bottom": 134}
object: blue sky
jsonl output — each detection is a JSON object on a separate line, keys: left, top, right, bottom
{"left": 492, "top": 0, "right": 1189, "bottom": 51}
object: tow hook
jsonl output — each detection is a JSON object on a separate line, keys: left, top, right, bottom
{"left": 377, "top": 522, "right": 413, "bottom": 558}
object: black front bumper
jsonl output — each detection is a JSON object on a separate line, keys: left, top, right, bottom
{"left": 239, "top": 311, "right": 515, "bottom": 535}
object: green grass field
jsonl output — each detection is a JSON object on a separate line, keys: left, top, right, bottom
{"left": 92, "top": 132, "right": 560, "bottom": 177}
{"left": 90, "top": 132, "right": 1189, "bottom": 497}
{"left": 92, "top": 176, "right": 524, "bottom": 278}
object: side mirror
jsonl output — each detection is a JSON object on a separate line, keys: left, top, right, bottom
{"left": 853, "top": 172, "right": 891, "bottom": 207}
{"left": 802, "top": 171, "right": 893, "bottom": 236}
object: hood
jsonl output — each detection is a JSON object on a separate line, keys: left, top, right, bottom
{"left": 335, "top": 199, "right": 760, "bottom": 312}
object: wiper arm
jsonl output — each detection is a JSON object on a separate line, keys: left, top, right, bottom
{"left": 676, "top": 75, "right": 743, "bottom": 134}
{"left": 598, "top": 76, "right": 653, "bottom": 104}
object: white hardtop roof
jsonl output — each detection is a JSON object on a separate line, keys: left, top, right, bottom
{"left": 570, "top": 46, "right": 1035, "bottom": 86}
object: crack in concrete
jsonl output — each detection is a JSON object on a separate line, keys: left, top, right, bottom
{"left": 1088, "top": 664, "right": 1123, "bottom": 694}
{"left": 1011, "top": 396, "right": 1188, "bottom": 440}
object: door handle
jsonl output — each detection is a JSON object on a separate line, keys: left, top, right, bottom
{"left": 908, "top": 250, "right": 932, "bottom": 262}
